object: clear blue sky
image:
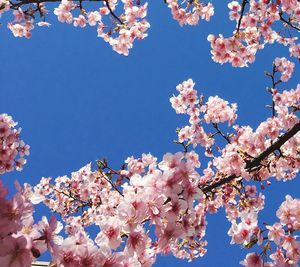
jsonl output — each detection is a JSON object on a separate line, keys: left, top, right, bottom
{"left": 1, "top": 1, "right": 300, "bottom": 266}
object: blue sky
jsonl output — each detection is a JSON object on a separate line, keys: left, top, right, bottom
{"left": 1, "top": 1, "right": 300, "bottom": 266}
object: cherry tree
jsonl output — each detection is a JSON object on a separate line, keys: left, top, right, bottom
{"left": 1, "top": 0, "right": 300, "bottom": 267}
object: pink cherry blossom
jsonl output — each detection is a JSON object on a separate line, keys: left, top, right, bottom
{"left": 240, "top": 253, "right": 263, "bottom": 267}
{"left": 2, "top": 58, "right": 300, "bottom": 266}
{"left": 0, "top": 236, "right": 32, "bottom": 267}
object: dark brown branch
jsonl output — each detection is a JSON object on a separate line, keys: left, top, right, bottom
{"left": 104, "top": 0, "right": 123, "bottom": 25}
{"left": 279, "top": 12, "right": 300, "bottom": 32}
{"left": 265, "top": 64, "right": 281, "bottom": 117}
{"left": 52, "top": 187, "right": 93, "bottom": 207}
{"left": 202, "top": 174, "right": 238, "bottom": 194}
{"left": 212, "top": 123, "right": 231, "bottom": 144}
{"left": 30, "top": 0, "right": 44, "bottom": 17}
{"left": 99, "top": 171, "right": 124, "bottom": 197}
{"left": 245, "top": 121, "right": 300, "bottom": 170}
{"left": 174, "top": 140, "right": 190, "bottom": 153}
{"left": 79, "top": 0, "right": 83, "bottom": 11}
{"left": 236, "top": 0, "right": 248, "bottom": 33}
{"left": 201, "top": 121, "right": 300, "bottom": 193}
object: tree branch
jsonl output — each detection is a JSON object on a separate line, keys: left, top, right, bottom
{"left": 202, "top": 174, "right": 238, "bottom": 194}
{"left": 11, "top": 0, "right": 104, "bottom": 7}
{"left": 212, "top": 123, "right": 231, "bottom": 143}
{"left": 236, "top": 0, "right": 248, "bottom": 34}
{"left": 265, "top": 64, "right": 281, "bottom": 117}
{"left": 10, "top": 0, "right": 124, "bottom": 25}
{"left": 279, "top": 12, "right": 300, "bottom": 32}
{"left": 99, "top": 170, "right": 124, "bottom": 197}
{"left": 201, "top": 121, "right": 300, "bottom": 193}
{"left": 245, "top": 121, "right": 300, "bottom": 170}
{"left": 104, "top": 0, "right": 123, "bottom": 25}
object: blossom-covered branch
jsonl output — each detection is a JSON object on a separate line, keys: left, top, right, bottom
{"left": 1, "top": 59, "right": 300, "bottom": 266}
{"left": 3, "top": 0, "right": 149, "bottom": 55}
{"left": 208, "top": 0, "right": 300, "bottom": 67}
{"left": 2, "top": 0, "right": 300, "bottom": 65}
{"left": 0, "top": 113, "right": 29, "bottom": 174}
{"left": 201, "top": 120, "right": 300, "bottom": 194}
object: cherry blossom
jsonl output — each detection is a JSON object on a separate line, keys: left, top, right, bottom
{"left": 274, "top": 57, "right": 295, "bottom": 82}
{"left": 240, "top": 252, "right": 263, "bottom": 267}
{"left": 1, "top": 0, "right": 300, "bottom": 63}
{"left": 0, "top": 114, "right": 29, "bottom": 174}
{"left": 1, "top": 61, "right": 300, "bottom": 266}
{"left": 5, "top": 0, "right": 150, "bottom": 55}
{"left": 208, "top": 0, "right": 300, "bottom": 67}
{"left": 165, "top": 0, "right": 214, "bottom": 26}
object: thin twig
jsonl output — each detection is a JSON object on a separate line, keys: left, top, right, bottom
{"left": 104, "top": 0, "right": 123, "bottom": 25}
{"left": 99, "top": 171, "right": 124, "bottom": 197}
{"left": 236, "top": 0, "right": 248, "bottom": 33}
{"left": 212, "top": 123, "right": 231, "bottom": 143}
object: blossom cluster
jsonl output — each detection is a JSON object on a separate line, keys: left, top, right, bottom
{"left": 171, "top": 78, "right": 300, "bottom": 182}
{"left": 5, "top": 0, "right": 150, "bottom": 55}
{"left": 2, "top": 0, "right": 300, "bottom": 62}
{"left": 274, "top": 57, "right": 295, "bottom": 82}
{"left": 240, "top": 195, "right": 300, "bottom": 267}
{"left": 12, "top": 73, "right": 295, "bottom": 266}
{"left": 208, "top": 0, "right": 300, "bottom": 67}
{"left": 1, "top": 65, "right": 300, "bottom": 266}
{"left": 165, "top": 0, "right": 214, "bottom": 26}
{"left": 0, "top": 0, "right": 213, "bottom": 54}
{"left": 170, "top": 78, "right": 237, "bottom": 151}
{"left": 0, "top": 180, "right": 63, "bottom": 267}
{"left": 0, "top": 113, "right": 29, "bottom": 174}
{"left": 168, "top": 76, "right": 300, "bottom": 265}
{"left": 169, "top": 77, "right": 300, "bottom": 266}
{"left": 30, "top": 152, "right": 208, "bottom": 265}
